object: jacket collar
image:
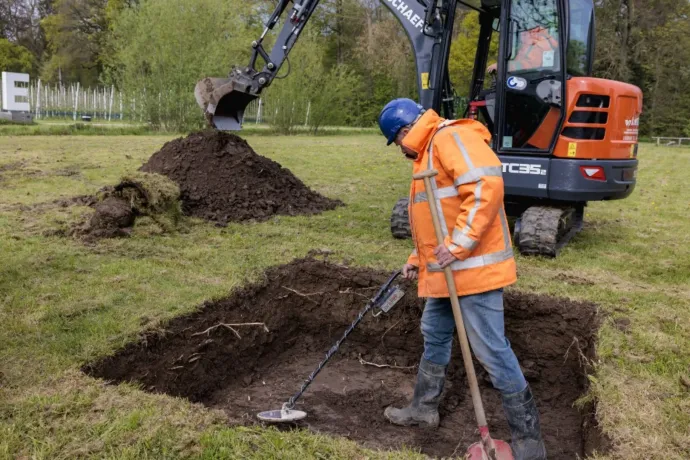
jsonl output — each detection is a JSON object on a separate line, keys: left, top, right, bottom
{"left": 402, "top": 110, "right": 493, "bottom": 162}
{"left": 401, "top": 110, "right": 444, "bottom": 162}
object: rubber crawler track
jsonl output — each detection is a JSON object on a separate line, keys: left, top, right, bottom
{"left": 390, "top": 197, "right": 412, "bottom": 239}
{"left": 516, "top": 206, "right": 574, "bottom": 257}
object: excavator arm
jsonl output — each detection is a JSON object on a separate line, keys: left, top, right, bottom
{"left": 196, "top": 0, "right": 460, "bottom": 130}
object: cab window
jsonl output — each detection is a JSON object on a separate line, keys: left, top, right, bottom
{"left": 507, "top": 0, "right": 560, "bottom": 73}
{"left": 567, "top": 0, "right": 594, "bottom": 76}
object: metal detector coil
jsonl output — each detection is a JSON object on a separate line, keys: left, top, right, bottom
{"left": 257, "top": 403, "right": 307, "bottom": 423}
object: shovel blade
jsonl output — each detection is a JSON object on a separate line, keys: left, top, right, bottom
{"left": 466, "top": 439, "right": 513, "bottom": 460}
{"left": 194, "top": 77, "right": 258, "bottom": 130}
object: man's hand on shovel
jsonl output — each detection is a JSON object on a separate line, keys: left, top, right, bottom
{"left": 433, "top": 245, "right": 458, "bottom": 268}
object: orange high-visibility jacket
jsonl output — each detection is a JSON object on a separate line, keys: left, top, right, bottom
{"left": 403, "top": 110, "right": 517, "bottom": 297}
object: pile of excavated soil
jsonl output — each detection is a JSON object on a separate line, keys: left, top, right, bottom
{"left": 139, "top": 131, "right": 342, "bottom": 225}
{"left": 85, "top": 259, "right": 606, "bottom": 459}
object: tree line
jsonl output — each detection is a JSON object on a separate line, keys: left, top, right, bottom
{"left": 1, "top": 0, "right": 689, "bottom": 135}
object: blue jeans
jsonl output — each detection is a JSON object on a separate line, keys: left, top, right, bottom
{"left": 421, "top": 289, "right": 527, "bottom": 395}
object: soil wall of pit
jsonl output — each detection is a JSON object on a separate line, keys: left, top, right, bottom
{"left": 86, "top": 259, "right": 604, "bottom": 459}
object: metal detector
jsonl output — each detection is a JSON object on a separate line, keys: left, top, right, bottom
{"left": 257, "top": 270, "right": 405, "bottom": 423}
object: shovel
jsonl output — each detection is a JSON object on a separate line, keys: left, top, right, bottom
{"left": 413, "top": 169, "right": 513, "bottom": 460}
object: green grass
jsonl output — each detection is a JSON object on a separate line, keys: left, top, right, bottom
{"left": 0, "top": 119, "right": 37, "bottom": 126}
{"left": 0, "top": 120, "right": 380, "bottom": 137}
{"left": 0, "top": 135, "right": 688, "bottom": 459}
{"left": 0, "top": 122, "right": 157, "bottom": 136}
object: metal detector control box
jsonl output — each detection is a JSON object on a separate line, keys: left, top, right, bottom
{"left": 373, "top": 285, "right": 405, "bottom": 317}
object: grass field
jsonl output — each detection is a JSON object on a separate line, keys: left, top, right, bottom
{"left": 0, "top": 121, "right": 380, "bottom": 137}
{"left": 0, "top": 134, "right": 688, "bottom": 459}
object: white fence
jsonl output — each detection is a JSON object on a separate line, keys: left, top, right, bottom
{"left": 23, "top": 81, "right": 126, "bottom": 121}
{"left": 653, "top": 137, "right": 690, "bottom": 147}
{"left": 0, "top": 78, "right": 313, "bottom": 126}
{"left": 243, "top": 97, "right": 312, "bottom": 126}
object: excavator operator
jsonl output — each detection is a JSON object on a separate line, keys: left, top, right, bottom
{"left": 377, "top": 98, "right": 547, "bottom": 460}
{"left": 486, "top": 21, "right": 559, "bottom": 76}
{"left": 510, "top": 25, "right": 559, "bottom": 72}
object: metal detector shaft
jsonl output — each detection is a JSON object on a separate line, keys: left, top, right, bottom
{"left": 284, "top": 270, "right": 402, "bottom": 409}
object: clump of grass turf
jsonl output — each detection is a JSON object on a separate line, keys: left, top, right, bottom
{"left": 73, "top": 171, "right": 183, "bottom": 239}
{"left": 115, "top": 172, "right": 180, "bottom": 215}
{"left": 105, "top": 171, "right": 182, "bottom": 232}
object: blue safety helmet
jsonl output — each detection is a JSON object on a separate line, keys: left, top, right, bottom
{"left": 378, "top": 98, "right": 424, "bottom": 146}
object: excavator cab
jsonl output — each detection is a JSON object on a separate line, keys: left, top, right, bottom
{"left": 196, "top": 0, "right": 642, "bottom": 257}
{"left": 476, "top": 0, "right": 641, "bottom": 256}
{"left": 466, "top": 0, "right": 565, "bottom": 151}
{"left": 497, "top": 0, "right": 563, "bottom": 151}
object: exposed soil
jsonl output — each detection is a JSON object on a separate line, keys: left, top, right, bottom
{"left": 139, "top": 130, "right": 342, "bottom": 225}
{"left": 613, "top": 317, "right": 632, "bottom": 333}
{"left": 0, "top": 161, "right": 24, "bottom": 173}
{"left": 0, "top": 161, "right": 26, "bottom": 185}
{"left": 57, "top": 194, "right": 99, "bottom": 208}
{"left": 85, "top": 259, "right": 604, "bottom": 458}
{"left": 5, "top": 194, "right": 98, "bottom": 213}
{"left": 554, "top": 273, "right": 595, "bottom": 286}
{"left": 82, "top": 196, "right": 135, "bottom": 238}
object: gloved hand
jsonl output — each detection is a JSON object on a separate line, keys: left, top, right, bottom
{"left": 402, "top": 263, "right": 418, "bottom": 280}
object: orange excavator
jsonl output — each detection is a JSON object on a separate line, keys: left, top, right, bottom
{"left": 196, "top": 0, "right": 642, "bottom": 256}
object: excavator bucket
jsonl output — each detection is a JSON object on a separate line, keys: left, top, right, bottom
{"left": 194, "top": 77, "right": 258, "bottom": 130}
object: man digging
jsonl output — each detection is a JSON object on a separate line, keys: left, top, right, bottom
{"left": 378, "top": 98, "right": 547, "bottom": 460}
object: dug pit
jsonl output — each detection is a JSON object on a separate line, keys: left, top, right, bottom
{"left": 85, "top": 259, "right": 604, "bottom": 458}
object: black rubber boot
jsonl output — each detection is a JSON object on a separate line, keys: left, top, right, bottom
{"left": 502, "top": 385, "right": 547, "bottom": 460}
{"left": 384, "top": 357, "right": 446, "bottom": 428}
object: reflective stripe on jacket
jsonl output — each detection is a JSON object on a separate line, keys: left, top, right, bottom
{"left": 403, "top": 110, "right": 517, "bottom": 297}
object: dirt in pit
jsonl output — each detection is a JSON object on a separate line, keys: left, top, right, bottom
{"left": 139, "top": 130, "right": 343, "bottom": 225}
{"left": 85, "top": 259, "right": 605, "bottom": 459}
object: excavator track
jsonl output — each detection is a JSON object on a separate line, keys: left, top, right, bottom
{"left": 388, "top": 199, "right": 586, "bottom": 256}
{"left": 390, "top": 197, "right": 412, "bottom": 239}
{"left": 514, "top": 206, "right": 584, "bottom": 257}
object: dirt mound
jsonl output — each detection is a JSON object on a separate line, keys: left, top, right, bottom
{"left": 139, "top": 131, "right": 342, "bottom": 225}
{"left": 85, "top": 259, "right": 605, "bottom": 459}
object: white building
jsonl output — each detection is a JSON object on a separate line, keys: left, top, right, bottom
{"left": 1, "top": 71, "right": 33, "bottom": 123}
